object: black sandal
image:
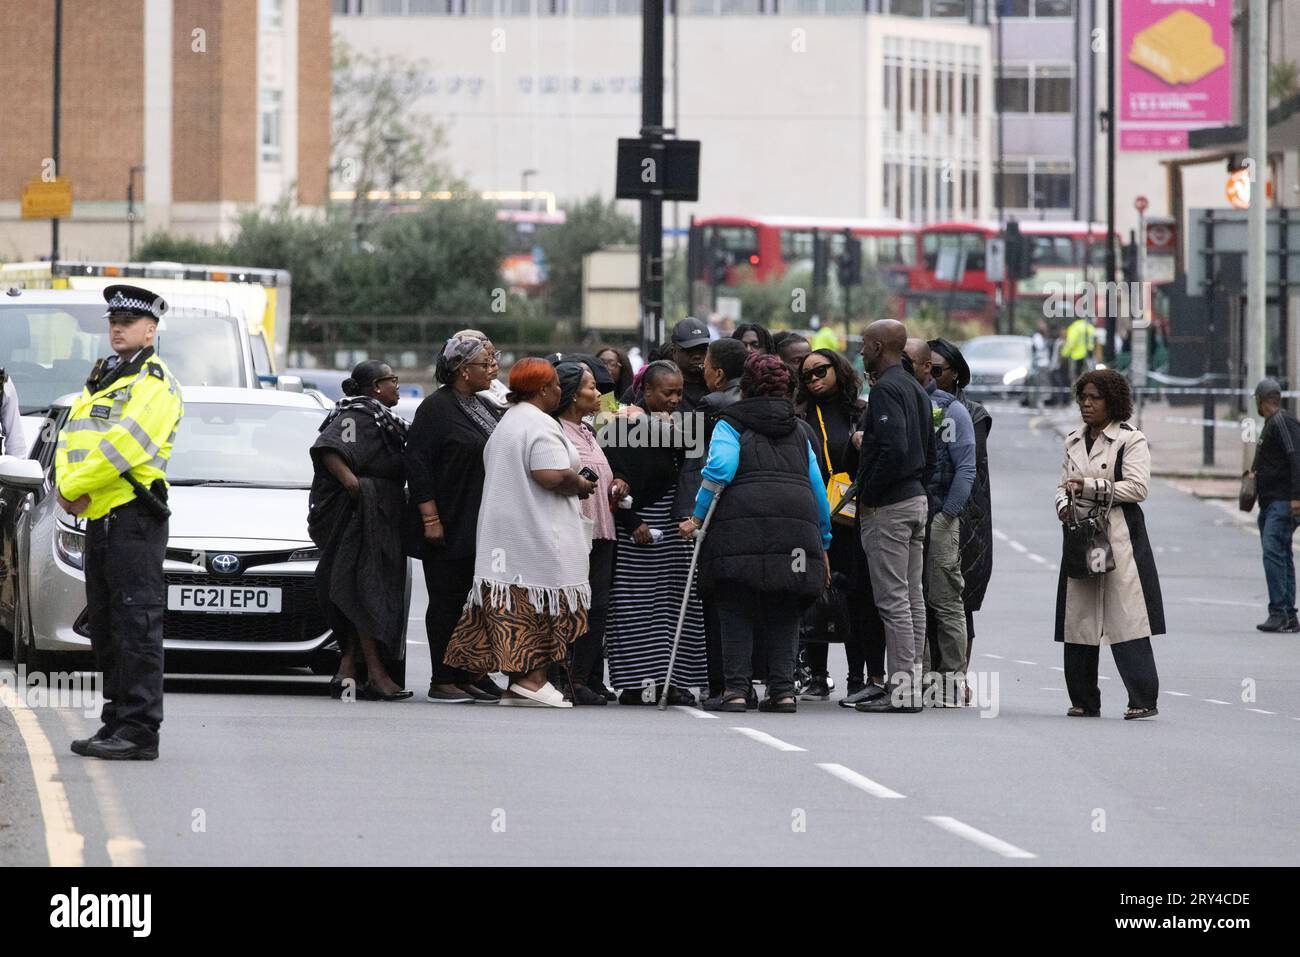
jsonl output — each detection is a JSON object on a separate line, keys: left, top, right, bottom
{"left": 1124, "top": 706, "right": 1158, "bottom": 720}
{"left": 1066, "top": 706, "right": 1100, "bottom": 717}
{"left": 717, "top": 692, "right": 748, "bottom": 713}
{"left": 759, "top": 696, "right": 797, "bottom": 713}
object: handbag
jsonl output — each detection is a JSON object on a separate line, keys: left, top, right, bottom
{"left": 816, "top": 406, "right": 856, "bottom": 527}
{"left": 1062, "top": 483, "right": 1115, "bottom": 579}
{"left": 800, "top": 571, "right": 851, "bottom": 644}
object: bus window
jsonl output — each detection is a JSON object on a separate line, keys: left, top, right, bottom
{"left": 780, "top": 230, "right": 815, "bottom": 262}
{"left": 713, "top": 226, "right": 759, "bottom": 261}
{"left": 1031, "top": 235, "right": 1074, "bottom": 267}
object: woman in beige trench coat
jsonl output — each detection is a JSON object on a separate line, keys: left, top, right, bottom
{"left": 1054, "top": 370, "right": 1165, "bottom": 719}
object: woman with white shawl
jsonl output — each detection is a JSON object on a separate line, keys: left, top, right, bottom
{"left": 445, "top": 358, "right": 597, "bottom": 707}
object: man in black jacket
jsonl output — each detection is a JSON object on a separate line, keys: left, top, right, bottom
{"left": 851, "top": 319, "right": 935, "bottom": 713}
{"left": 1251, "top": 378, "right": 1300, "bottom": 632}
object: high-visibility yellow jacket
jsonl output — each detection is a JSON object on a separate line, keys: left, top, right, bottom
{"left": 1062, "top": 318, "right": 1096, "bottom": 361}
{"left": 811, "top": 325, "right": 841, "bottom": 352}
{"left": 55, "top": 350, "right": 184, "bottom": 520}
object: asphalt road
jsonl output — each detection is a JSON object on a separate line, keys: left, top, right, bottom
{"left": 2, "top": 403, "right": 1297, "bottom": 866}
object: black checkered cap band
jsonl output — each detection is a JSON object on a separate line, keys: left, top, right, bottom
{"left": 104, "top": 291, "right": 160, "bottom": 319}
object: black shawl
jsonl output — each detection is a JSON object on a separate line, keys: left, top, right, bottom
{"left": 403, "top": 385, "right": 502, "bottom": 561}
{"left": 308, "top": 410, "right": 407, "bottom": 655}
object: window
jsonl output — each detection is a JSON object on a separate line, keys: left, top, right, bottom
{"left": 996, "top": 72, "right": 1030, "bottom": 112}
{"left": 1030, "top": 235, "right": 1074, "bottom": 266}
{"left": 260, "top": 90, "right": 282, "bottom": 162}
{"left": 1035, "top": 0, "right": 1073, "bottom": 16}
{"left": 1033, "top": 67, "right": 1072, "bottom": 113}
{"left": 260, "top": 0, "right": 284, "bottom": 28}
{"left": 1035, "top": 170, "right": 1072, "bottom": 208}
{"left": 1000, "top": 0, "right": 1030, "bottom": 15}
{"left": 930, "top": 0, "right": 969, "bottom": 16}
{"left": 780, "top": 230, "right": 815, "bottom": 262}
{"left": 889, "top": 0, "right": 926, "bottom": 15}
{"left": 997, "top": 168, "right": 1030, "bottom": 208}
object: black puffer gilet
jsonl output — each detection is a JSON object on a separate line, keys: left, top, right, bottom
{"left": 697, "top": 396, "right": 826, "bottom": 601}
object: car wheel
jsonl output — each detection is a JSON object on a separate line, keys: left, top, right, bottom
{"left": 13, "top": 593, "right": 52, "bottom": 682}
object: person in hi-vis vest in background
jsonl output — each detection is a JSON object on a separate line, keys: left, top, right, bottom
{"left": 56, "top": 284, "right": 184, "bottom": 761}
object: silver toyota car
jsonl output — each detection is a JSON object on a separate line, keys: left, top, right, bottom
{"left": 0, "top": 386, "right": 408, "bottom": 682}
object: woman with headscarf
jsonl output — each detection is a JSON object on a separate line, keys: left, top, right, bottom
{"left": 680, "top": 353, "right": 832, "bottom": 712}
{"left": 404, "top": 335, "right": 505, "bottom": 703}
{"left": 309, "top": 359, "right": 412, "bottom": 700}
{"left": 602, "top": 360, "right": 705, "bottom": 705}
{"left": 551, "top": 360, "right": 631, "bottom": 705}
{"left": 444, "top": 359, "right": 596, "bottom": 708}
{"left": 929, "top": 338, "right": 993, "bottom": 696}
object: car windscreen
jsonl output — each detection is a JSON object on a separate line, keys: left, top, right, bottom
{"left": 964, "top": 339, "right": 1031, "bottom": 362}
{"left": 0, "top": 303, "right": 246, "bottom": 412}
{"left": 166, "top": 403, "right": 324, "bottom": 488}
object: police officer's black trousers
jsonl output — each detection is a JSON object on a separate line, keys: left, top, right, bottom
{"left": 85, "top": 501, "right": 167, "bottom": 744}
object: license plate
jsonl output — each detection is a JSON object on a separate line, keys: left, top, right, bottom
{"left": 167, "top": 585, "right": 282, "bottom": 614}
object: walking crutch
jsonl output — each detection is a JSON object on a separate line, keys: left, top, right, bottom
{"left": 658, "top": 479, "right": 724, "bottom": 711}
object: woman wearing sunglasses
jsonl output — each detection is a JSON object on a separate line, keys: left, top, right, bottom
{"left": 794, "top": 348, "right": 884, "bottom": 702}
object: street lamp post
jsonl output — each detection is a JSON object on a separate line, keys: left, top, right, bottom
{"left": 51, "top": 0, "right": 63, "bottom": 265}
{"left": 127, "top": 165, "right": 145, "bottom": 259}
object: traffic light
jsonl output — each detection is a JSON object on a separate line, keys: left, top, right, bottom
{"left": 1122, "top": 231, "right": 1138, "bottom": 282}
{"left": 1004, "top": 220, "right": 1034, "bottom": 281}
{"left": 837, "top": 230, "right": 862, "bottom": 287}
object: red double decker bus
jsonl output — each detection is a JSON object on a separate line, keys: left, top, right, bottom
{"left": 687, "top": 214, "right": 918, "bottom": 289}
{"left": 905, "top": 220, "right": 1119, "bottom": 329}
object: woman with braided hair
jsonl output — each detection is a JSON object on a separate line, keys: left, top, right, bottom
{"left": 680, "top": 353, "right": 832, "bottom": 713}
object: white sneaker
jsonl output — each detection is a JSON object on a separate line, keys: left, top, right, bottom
{"left": 507, "top": 681, "right": 573, "bottom": 708}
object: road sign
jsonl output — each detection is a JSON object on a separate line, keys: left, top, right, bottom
{"left": 1226, "top": 169, "right": 1251, "bottom": 209}
{"left": 615, "top": 138, "right": 700, "bottom": 201}
{"left": 20, "top": 178, "right": 72, "bottom": 219}
{"left": 985, "top": 238, "right": 1005, "bottom": 283}
{"left": 1134, "top": 195, "right": 1148, "bottom": 213}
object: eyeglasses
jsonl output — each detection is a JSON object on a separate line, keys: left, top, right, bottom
{"left": 376, "top": 375, "right": 400, "bottom": 385}
{"left": 931, "top": 363, "right": 948, "bottom": 375}
{"left": 800, "top": 364, "right": 832, "bottom": 383}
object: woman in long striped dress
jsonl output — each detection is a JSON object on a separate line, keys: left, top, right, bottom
{"left": 602, "top": 360, "right": 706, "bottom": 705}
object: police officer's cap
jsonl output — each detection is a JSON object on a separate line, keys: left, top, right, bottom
{"left": 103, "top": 284, "right": 167, "bottom": 322}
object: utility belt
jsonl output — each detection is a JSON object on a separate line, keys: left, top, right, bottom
{"left": 90, "top": 479, "right": 170, "bottom": 526}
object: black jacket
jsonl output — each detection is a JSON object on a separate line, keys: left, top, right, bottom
{"left": 674, "top": 379, "right": 742, "bottom": 518}
{"left": 855, "top": 363, "right": 935, "bottom": 507}
{"left": 958, "top": 393, "right": 993, "bottom": 611}
{"left": 1255, "top": 410, "right": 1300, "bottom": 507}
{"left": 698, "top": 396, "right": 826, "bottom": 601}
{"left": 600, "top": 414, "right": 685, "bottom": 532}
{"left": 403, "top": 386, "right": 502, "bottom": 560}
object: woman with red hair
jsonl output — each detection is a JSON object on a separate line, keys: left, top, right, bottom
{"left": 444, "top": 358, "right": 597, "bottom": 707}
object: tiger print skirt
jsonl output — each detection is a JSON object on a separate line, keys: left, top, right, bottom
{"left": 445, "top": 583, "right": 589, "bottom": 676}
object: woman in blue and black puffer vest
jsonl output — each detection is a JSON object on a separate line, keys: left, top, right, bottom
{"left": 679, "top": 353, "right": 832, "bottom": 713}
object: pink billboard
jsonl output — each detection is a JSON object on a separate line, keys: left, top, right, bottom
{"left": 1119, "top": 0, "right": 1233, "bottom": 152}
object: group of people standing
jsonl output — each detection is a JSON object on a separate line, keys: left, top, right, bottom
{"left": 305, "top": 314, "right": 1165, "bottom": 719}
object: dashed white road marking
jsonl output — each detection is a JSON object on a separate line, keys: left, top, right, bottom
{"left": 1183, "top": 598, "right": 1259, "bottom": 608}
{"left": 729, "top": 727, "right": 805, "bottom": 752}
{"left": 992, "top": 529, "right": 1009, "bottom": 542}
{"left": 1013, "top": 659, "right": 1038, "bottom": 665}
{"left": 981, "top": 653, "right": 1004, "bottom": 660}
{"left": 1008, "top": 541, "right": 1028, "bottom": 554}
{"left": 1049, "top": 666, "right": 1065, "bottom": 672}
{"left": 1026, "top": 553, "right": 1048, "bottom": 564}
{"left": 925, "top": 815, "right": 1038, "bottom": 860}
{"left": 816, "top": 762, "right": 906, "bottom": 799}
{"left": 1203, "top": 699, "right": 1230, "bottom": 705}
{"left": 1247, "top": 709, "right": 1276, "bottom": 715}
{"left": 674, "top": 705, "right": 717, "bottom": 719}
{"left": 1166, "top": 691, "right": 1190, "bottom": 697}
{"left": 0, "top": 682, "right": 85, "bottom": 867}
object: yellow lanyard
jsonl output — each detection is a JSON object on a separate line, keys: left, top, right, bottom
{"left": 814, "top": 405, "right": 833, "bottom": 487}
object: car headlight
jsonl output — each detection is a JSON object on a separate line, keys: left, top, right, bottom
{"left": 1003, "top": 366, "right": 1028, "bottom": 385}
{"left": 288, "top": 547, "right": 320, "bottom": 562}
{"left": 56, "top": 526, "right": 85, "bottom": 569}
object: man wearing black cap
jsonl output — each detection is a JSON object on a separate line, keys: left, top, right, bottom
{"left": 667, "top": 317, "right": 712, "bottom": 412}
{"left": 55, "top": 284, "right": 184, "bottom": 760}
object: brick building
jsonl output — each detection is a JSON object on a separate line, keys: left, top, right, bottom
{"left": 0, "top": 0, "right": 331, "bottom": 262}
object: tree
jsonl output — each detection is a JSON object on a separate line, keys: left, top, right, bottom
{"left": 331, "top": 35, "right": 460, "bottom": 237}
{"left": 537, "top": 196, "right": 638, "bottom": 317}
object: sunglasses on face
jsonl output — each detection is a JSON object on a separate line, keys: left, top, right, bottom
{"left": 801, "top": 364, "right": 832, "bottom": 383}
{"left": 931, "top": 363, "right": 948, "bottom": 375}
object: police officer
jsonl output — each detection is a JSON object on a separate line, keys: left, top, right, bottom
{"left": 57, "top": 285, "right": 184, "bottom": 760}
